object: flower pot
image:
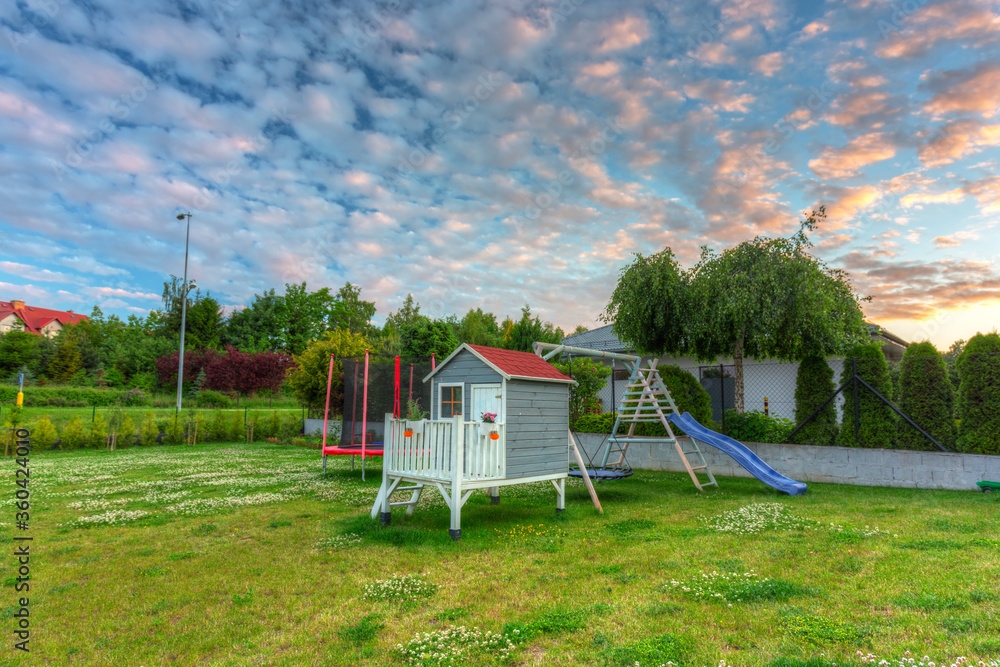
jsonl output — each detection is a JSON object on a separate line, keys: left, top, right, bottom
{"left": 479, "top": 422, "right": 497, "bottom": 438}
{"left": 406, "top": 420, "right": 424, "bottom": 437}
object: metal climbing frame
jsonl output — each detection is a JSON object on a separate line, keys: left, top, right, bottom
{"left": 532, "top": 342, "right": 717, "bottom": 492}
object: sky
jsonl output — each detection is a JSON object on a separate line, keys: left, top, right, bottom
{"left": 1, "top": 0, "right": 999, "bottom": 350}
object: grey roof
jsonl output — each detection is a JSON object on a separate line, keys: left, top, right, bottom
{"left": 561, "top": 324, "right": 628, "bottom": 352}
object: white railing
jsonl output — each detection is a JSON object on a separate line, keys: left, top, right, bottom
{"left": 383, "top": 415, "right": 506, "bottom": 482}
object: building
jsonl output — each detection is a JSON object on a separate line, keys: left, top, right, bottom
{"left": 0, "top": 300, "right": 88, "bottom": 338}
{"left": 562, "top": 323, "right": 909, "bottom": 421}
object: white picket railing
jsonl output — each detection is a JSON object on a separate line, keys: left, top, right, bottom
{"left": 383, "top": 415, "right": 506, "bottom": 482}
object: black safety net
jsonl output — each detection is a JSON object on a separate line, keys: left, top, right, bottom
{"left": 339, "top": 356, "right": 434, "bottom": 447}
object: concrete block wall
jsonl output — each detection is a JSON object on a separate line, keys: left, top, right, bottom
{"left": 573, "top": 433, "right": 1000, "bottom": 491}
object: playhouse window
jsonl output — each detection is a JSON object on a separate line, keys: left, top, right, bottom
{"left": 440, "top": 384, "right": 463, "bottom": 418}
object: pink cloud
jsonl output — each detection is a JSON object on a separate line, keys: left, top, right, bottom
{"left": 924, "top": 62, "right": 1000, "bottom": 119}
{"left": 597, "top": 15, "right": 650, "bottom": 52}
{"left": 809, "top": 133, "right": 898, "bottom": 180}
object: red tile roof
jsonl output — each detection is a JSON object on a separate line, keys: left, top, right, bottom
{"left": 466, "top": 344, "right": 574, "bottom": 382}
{"left": 0, "top": 301, "right": 88, "bottom": 335}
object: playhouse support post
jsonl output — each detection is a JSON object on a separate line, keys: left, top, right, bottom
{"left": 491, "top": 486, "right": 500, "bottom": 505}
{"left": 552, "top": 478, "right": 565, "bottom": 512}
{"left": 449, "top": 414, "right": 463, "bottom": 540}
{"left": 380, "top": 412, "right": 392, "bottom": 525}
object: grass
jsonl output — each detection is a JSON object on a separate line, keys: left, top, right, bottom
{"left": 6, "top": 441, "right": 1000, "bottom": 666}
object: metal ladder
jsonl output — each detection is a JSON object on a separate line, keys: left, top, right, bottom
{"left": 605, "top": 360, "right": 717, "bottom": 491}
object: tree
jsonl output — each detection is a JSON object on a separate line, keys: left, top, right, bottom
{"left": 955, "top": 333, "right": 1000, "bottom": 455}
{"left": 897, "top": 342, "right": 955, "bottom": 451}
{"left": 501, "top": 305, "right": 564, "bottom": 353}
{"left": 837, "top": 343, "right": 897, "bottom": 448}
{"left": 791, "top": 355, "right": 837, "bottom": 446}
{"left": 47, "top": 335, "right": 83, "bottom": 383}
{"left": 604, "top": 208, "right": 870, "bottom": 412}
{"left": 329, "top": 282, "right": 377, "bottom": 335}
{"left": 184, "top": 295, "right": 223, "bottom": 350}
{"left": 286, "top": 329, "right": 370, "bottom": 414}
{"left": 942, "top": 338, "right": 965, "bottom": 391}
{"left": 658, "top": 364, "right": 717, "bottom": 433}
{"left": 385, "top": 294, "right": 422, "bottom": 331}
{"left": 283, "top": 282, "right": 335, "bottom": 355}
{"left": 455, "top": 308, "right": 503, "bottom": 347}
{"left": 223, "top": 288, "right": 287, "bottom": 352}
{"left": 399, "top": 316, "right": 460, "bottom": 358}
{"left": 0, "top": 331, "right": 40, "bottom": 378}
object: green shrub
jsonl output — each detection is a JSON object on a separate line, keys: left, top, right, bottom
{"left": 792, "top": 355, "right": 837, "bottom": 446}
{"left": 229, "top": 412, "right": 246, "bottom": 442}
{"left": 658, "top": 364, "right": 717, "bottom": 433}
{"left": 724, "top": 410, "right": 795, "bottom": 443}
{"left": 121, "top": 388, "right": 148, "bottom": 407}
{"left": 88, "top": 413, "right": 108, "bottom": 449}
{"left": 551, "top": 358, "right": 611, "bottom": 424}
{"left": 139, "top": 412, "right": 159, "bottom": 446}
{"left": 897, "top": 342, "right": 956, "bottom": 451}
{"left": 164, "top": 415, "right": 183, "bottom": 446}
{"left": 837, "top": 344, "right": 897, "bottom": 448}
{"left": 60, "top": 417, "right": 86, "bottom": 451}
{"left": 114, "top": 414, "right": 137, "bottom": 447}
{"left": 30, "top": 417, "right": 58, "bottom": 451}
{"left": 956, "top": 333, "right": 1000, "bottom": 454}
{"left": 203, "top": 410, "right": 226, "bottom": 443}
{"left": 193, "top": 390, "right": 232, "bottom": 409}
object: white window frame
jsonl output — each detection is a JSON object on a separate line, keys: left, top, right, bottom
{"left": 438, "top": 382, "right": 464, "bottom": 420}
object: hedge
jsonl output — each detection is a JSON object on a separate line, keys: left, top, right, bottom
{"left": 723, "top": 409, "right": 795, "bottom": 444}
{"left": 791, "top": 355, "right": 837, "bottom": 447}
{"left": 897, "top": 342, "right": 956, "bottom": 451}
{"left": 0, "top": 385, "right": 138, "bottom": 407}
{"left": 837, "top": 344, "right": 897, "bottom": 448}
{"left": 956, "top": 333, "right": 1000, "bottom": 454}
{"left": 16, "top": 410, "right": 304, "bottom": 450}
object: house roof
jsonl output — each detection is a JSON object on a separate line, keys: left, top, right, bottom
{"left": 561, "top": 324, "right": 627, "bottom": 352}
{"left": 0, "top": 301, "right": 87, "bottom": 334}
{"left": 424, "top": 343, "right": 575, "bottom": 384}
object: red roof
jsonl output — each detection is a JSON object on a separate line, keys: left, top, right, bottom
{"left": 0, "top": 301, "right": 88, "bottom": 335}
{"left": 466, "top": 344, "right": 574, "bottom": 382}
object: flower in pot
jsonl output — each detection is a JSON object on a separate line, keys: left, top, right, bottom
{"left": 406, "top": 398, "right": 427, "bottom": 437}
{"left": 480, "top": 411, "right": 499, "bottom": 438}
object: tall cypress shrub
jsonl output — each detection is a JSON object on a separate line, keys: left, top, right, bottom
{"left": 791, "top": 355, "right": 837, "bottom": 446}
{"left": 897, "top": 342, "right": 955, "bottom": 451}
{"left": 837, "top": 343, "right": 897, "bottom": 448}
{"left": 956, "top": 333, "right": 1000, "bottom": 454}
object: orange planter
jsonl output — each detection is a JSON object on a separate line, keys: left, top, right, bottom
{"left": 490, "top": 432, "right": 500, "bottom": 440}
{"left": 404, "top": 430, "right": 414, "bottom": 438}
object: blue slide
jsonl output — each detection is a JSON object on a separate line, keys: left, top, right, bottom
{"left": 667, "top": 412, "right": 807, "bottom": 496}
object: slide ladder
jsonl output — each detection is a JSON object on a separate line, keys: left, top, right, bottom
{"left": 608, "top": 360, "right": 718, "bottom": 491}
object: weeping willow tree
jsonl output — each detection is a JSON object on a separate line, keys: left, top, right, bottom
{"left": 603, "top": 208, "right": 871, "bottom": 412}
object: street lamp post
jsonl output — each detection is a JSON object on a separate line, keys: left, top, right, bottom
{"left": 176, "top": 212, "right": 193, "bottom": 413}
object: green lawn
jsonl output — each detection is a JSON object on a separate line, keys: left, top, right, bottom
{"left": 4, "top": 441, "right": 999, "bottom": 666}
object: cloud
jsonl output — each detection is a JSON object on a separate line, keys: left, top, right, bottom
{"left": 875, "top": 0, "right": 1000, "bottom": 60}
{"left": 808, "top": 133, "right": 898, "bottom": 180}
{"left": 596, "top": 15, "right": 650, "bottom": 52}
{"left": 923, "top": 62, "right": 1000, "bottom": 119}
{"left": 919, "top": 119, "right": 1000, "bottom": 167}
{"left": 753, "top": 52, "right": 784, "bottom": 77}
{"left": 82, "top": 287, "right": 161, "bottom": 300}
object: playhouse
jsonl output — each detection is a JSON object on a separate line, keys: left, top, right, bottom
{"left": 371, "top": 344, "right": 577, "bottom": 539}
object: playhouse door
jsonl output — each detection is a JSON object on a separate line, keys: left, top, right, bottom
{"left": 471, "top": 384, "right": 502, "bottom": 422}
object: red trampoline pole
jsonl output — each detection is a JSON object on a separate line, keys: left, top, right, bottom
{"left": 409, "top": 363, "right": 414, "bottom": 402}
{"left": 431, "top": 352, "right": 435, "bottom": 370}
{"left": 321, "top": 353, "right": 335, "bottom": 452}
{"left": 394, "top": 356, "right": 401, "bottom": 418}
{"left": 361, "top": 350, "right": 370, "bottom": 479}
